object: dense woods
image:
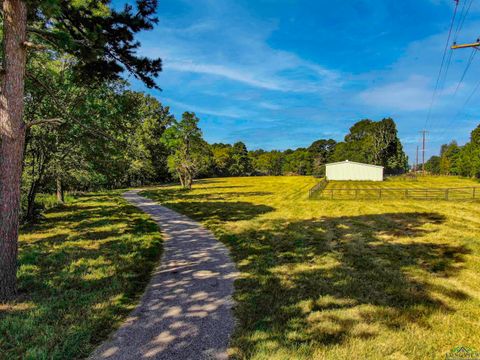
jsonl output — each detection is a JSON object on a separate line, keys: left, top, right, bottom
{"left": 426, "top": 124, "right": 480, "bottom": 178}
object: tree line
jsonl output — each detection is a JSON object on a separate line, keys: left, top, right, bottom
{"left": 0, "top": 0, "right": 408, "bottom": 300}
{"left": 20, "top": 79, "right": 411, "bottom": 223}
{"left": 425, "top": 124, "right": 480, "bottom": 178}
{"left": 209, "top": 118, "right": 408, "bottom": 178}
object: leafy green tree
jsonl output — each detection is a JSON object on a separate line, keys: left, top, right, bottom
{"left": 124, "top": 93, "right": 173, "bottom": 185}
{"left": 308, "top": 139, "right": 336, "bottom": 176}
{"left": 229, "top": 142, "right": 252, "bottom": 176}
{"left": 332, "top": 118, "right": 408, "bottom": 173}
{"left": 282, "top": 149, "right": 312, "bottom": 175}
{"left": 253, "top": 151, "right": 285, "bottom": 176}
{"left": 425, "top": 156, "right": 441, "bottom": 174}
{"left": 456, "top": 125, "right": 480, "bottom": 178}
{"left": 1, "top": 0, "right": 162, "bottom": 299}
{"left": 211, "top": 143, "right": 234, "bottom": 177}
{"left": 163, "top": 112, "right": 210, "bottom": 189}
{"left": 440, "top": 141, "right": 461, "bottom": 175}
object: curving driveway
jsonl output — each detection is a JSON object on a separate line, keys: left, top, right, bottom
{"left": 89, "top": 190, "right": 238, "bottom": 360}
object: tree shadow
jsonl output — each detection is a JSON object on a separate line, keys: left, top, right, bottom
{"left": 167, "top": 201, "right": 275, "bottom": 222}
{"left": 141, "top": 189, "right": 273, "bottom": 203}
{"left": 4, "top": 194, "right": 163, "bottom": 358}
{"left": 217, "top": 212, "right": 470, "bottom": 357}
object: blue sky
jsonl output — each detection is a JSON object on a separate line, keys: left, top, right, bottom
{"left": 129, "top": 0, "right": 480, "bottom": 162}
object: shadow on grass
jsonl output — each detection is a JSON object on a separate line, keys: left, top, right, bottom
{"left": 142, "top": 189, "right": 273, "bottom": 203}
{"left": 168, "top": 201, "right": 275, "bottom": 222}
{"left": 161, "top": 205, "right": 468, "bottom": 358}
{"left": 2, "top": 193, "right": 163, "bottom": 359}
{"left": 141, "top": 189, "right": 276, "bottom": 223}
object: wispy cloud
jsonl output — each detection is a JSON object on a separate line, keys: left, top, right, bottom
{"left": 164, "top": 98, "right": 253, "bottom": 119}
{"left": 134, "top": 0, "right": 480, "bottom": 161}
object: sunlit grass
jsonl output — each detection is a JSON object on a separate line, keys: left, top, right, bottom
{"left": 142, "top": 176, "right": 480, "bottom": 360}
{"left": 0, "top": 192, "right": 162, "bottom": 359}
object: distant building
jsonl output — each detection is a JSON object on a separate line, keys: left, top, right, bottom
{"left": 325, "top": 160, "right": 384, "bottom": 181}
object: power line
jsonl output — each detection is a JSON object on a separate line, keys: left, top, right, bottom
{"left": 454, "top": 0, "right": 475, "bottom": 39}
{"left": 424, "top": 0, "right": 460, "bottom": 131}
{"left": 453, "top": 47, "right": 478, "bottom": 96}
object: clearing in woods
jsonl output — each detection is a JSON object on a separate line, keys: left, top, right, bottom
{"left": 142, "top": 175, "right": 480, "bottom": 360}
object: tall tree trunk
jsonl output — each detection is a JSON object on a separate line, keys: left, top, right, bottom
{"left": 178, "top": 172, "right": 185, "bottom": 188}
{"left": 26, "top": 180, "right": 39, "bottom": 222}
{"left": 0, "top": 0, "right": 28, "bottom": 301}
{"left": 56, "top": 177, "right": 64, "bottom": 203}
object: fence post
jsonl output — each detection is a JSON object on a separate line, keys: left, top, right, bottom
{"left": 355, "top": 189, "right": 358, "bottom": 199}
{"left": 405, "top": 189, "right": 408, "bottom": 199}
{"left": 331, "top": 189, "right": 333, "bottom": 200}
{"left": 445, "top": 189, "right": 449, "bottom": 200}
{"left": 473, "top": 187, "right": 476, "bottom": 199}
{"left": 379, "top": 189, "right": 382, "bottom": 199}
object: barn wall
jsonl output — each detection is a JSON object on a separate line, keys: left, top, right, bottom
{"left": 326, "top": 162, "right": 383, "bottom": 181}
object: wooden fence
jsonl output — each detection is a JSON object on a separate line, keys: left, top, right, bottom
{"left": 310, "top": 186, "right": 480, "bottom": 201}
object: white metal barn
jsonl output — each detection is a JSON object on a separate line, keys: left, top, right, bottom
{"left": 325, "top": 160, "right": 384, "bottom": 181}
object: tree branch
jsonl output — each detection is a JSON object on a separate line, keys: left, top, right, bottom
{"left": 23, "top": 41, "right": 48, "bottom": 50}
{"left": 26, "top": 118, "right": 63, "bottom": 129}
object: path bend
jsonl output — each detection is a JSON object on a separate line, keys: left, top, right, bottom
{"left": 89, "top": 190, "right": 238, "bottom": 360}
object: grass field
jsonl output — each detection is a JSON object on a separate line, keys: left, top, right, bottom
{"left": 142, "top": 176, "right": 480, "bottom": 360}
{"left": 0, "top": 193, "right": 163, "bottom": 359}
{"left": 313, "top": 176, "right": 480, "bottom": 200}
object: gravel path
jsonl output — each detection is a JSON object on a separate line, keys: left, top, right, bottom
{"left": 89, "top": 190, "right": 238, "bottom": 360}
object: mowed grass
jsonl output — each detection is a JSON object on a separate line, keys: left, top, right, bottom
{"left": 0, "top": 192, "right": 162, "bottom": 359}
{"left": 318, "top": 176, "right": 480, "bottom": 200}
{"left": 142, "top": 176, "right": 480, "bottom": 360}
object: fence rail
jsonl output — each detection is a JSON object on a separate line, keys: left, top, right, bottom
{"left": 310, "top": 186, "right": 480, "bottom": 201}
{"left": 308, "top": 178, "right": 328, "bottom": 199}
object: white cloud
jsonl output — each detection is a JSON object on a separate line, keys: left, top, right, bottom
{"left": 358, "top": 75, "right": 437, "bottom": 111}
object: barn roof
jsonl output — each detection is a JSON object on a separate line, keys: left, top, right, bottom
{"left": 325, "top": 160, "right": 384, "bottom": 169}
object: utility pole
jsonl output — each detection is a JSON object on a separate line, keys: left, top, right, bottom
{"left": 419, "top": 130, "right": 428, "bottom": 175}
{"left": 416, "top": 145, "right": 419, "bottom": 173}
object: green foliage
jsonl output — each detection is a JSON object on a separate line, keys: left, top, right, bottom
{"left": 163, "top": 112, "right": 211, "bottom": 189}
{"left": 425, "top": 155, "right": 441, "bottom": 174}
{"left": 332, "top": 118, "right": 408, "bottom": 173}
{"left": 229, "top": 142, "right": 253, "bottom": 176}
{"left": 423, "top": 124, "right": 480, "bottom": 179}
{"left": 282, "top": 149, "right": 312, "bottom": 175}
{"left": 20, "top": 56, "right": 173, "bottom": 222}
{"left": 211, "top": 143, "right": 235, "bottom": 176}
{"left": 308, "top": 139, "right": 337, "bottom": 176}
{"left": 251, "top": 150, "right": 285, "bottom": 176}
{"left": 27, "top": 0, "right": 162, "bottom": 88}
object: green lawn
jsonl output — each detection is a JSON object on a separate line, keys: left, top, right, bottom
{"left": 0, "top": 192, "right": 162, "bottom": 359}
{"left": 142, "top": 176, "right": 480, "bottom": 360}
{"left": 314, "top": 176, "right": 480, "bottom": 200}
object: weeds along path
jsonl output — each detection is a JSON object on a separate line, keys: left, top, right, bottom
{"left": 90, "top": 190, "right": 238, "bottom": 360}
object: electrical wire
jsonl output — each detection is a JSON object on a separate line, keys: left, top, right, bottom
{"left": 454, "top": 47, "right": 477, "bottom": 96}
{"left": 424, "top": 0, "right": 460, "bottom": 130}
{"left": 454, "top": 0, "right": 474, "bottom": 39}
